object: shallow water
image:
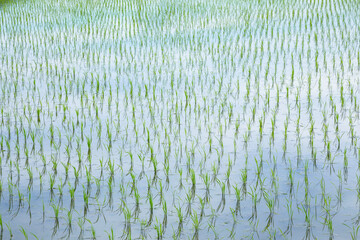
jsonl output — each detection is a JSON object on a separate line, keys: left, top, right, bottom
{"left": 0, "top": 0, "right": 360, "bottom": 239}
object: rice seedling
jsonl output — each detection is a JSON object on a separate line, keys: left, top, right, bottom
{"left": 20, "top": 227, "right": 28, "bottom": 240}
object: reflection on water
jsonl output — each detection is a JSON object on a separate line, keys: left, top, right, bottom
{"left": 0, "top": 0, "right": 360, "bottom": 239}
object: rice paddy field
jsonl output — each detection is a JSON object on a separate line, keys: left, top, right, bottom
{"left": 0, "top": 0, "right": 360, "bottom": 239}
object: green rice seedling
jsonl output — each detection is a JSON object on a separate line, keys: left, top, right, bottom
{"left": 208, "top": 136, "right": 213, "bottom": 153}
{"left": 178, "top": 168, "right": 183, "bottom": 189}
{"left": 208, "top": 221, "right": 219, "bottom": 239}
{"left": 20, "top": 226, "right": 28, "bottom": 240}
{"left": 51, "top": 203, "right": 60, "bottom": 235}
{"left": 198, "top": 196, "right": 206, "bottom": 221}
{"left": 254, "top": 157, "right": 263, "bottom": 187}
{"left": 15, "top": 144, "right": 20, "bottom": 161}
{"left": 226, "top": 156, "right": 233, "bottom": 183}
{"left": 284, "top": 198, "right": 294, "bottom": 234}
{"left": 243, "top": 131, "right": 250, "bottom": 147}
{"left": 90, "top": 224, "right": 96, "bottom": 239}
{"left": 358, "top": 148, "right": 360, "bottom": 169}
{"left": 30, "top": 130, "right": 36, "bottom": 151}
{"left": 356, "top": 175, "right": 360, "bottom": 203}
{"left": 241, "top": 168, "right": 248, "bottom": 195}
{"left": 121, "top": 205, "right": 132, "bottom": 239}
{"left": 83, "top": 185, "right": 90, "bottom": 215}
{"left": 201, "top": 173, "right": 211, "bottom": 203}
{"left": 326, "top": 141, "right": 331, "bottom": 161}
{"left": 344, "top": 224, "right": 360, "bottom": 240}
{"left": 26, "top": 167, "right": 33, "bottom": 191}
{"left": 190, "top": 169, "right": 196, "bottom": 196}
{"left": 68, "top": 183, "right": 75, "bottom": 210}
{"left": 107, "top": 177, "right": 114, "bottom": 208}
{"left": 233, "top": 184, "right": 241, "bottom": 215}
{"left": 157, "top": 179, "right": 164, "bottom": 205}
{"left": 164, "top": 160, "right": 170, "bottom": 186}
{"left": 263, "top": 191, "right": 275, "bottom": 230}
{"left": 49, "top": 124, "right": 54, "bottom": 145}
{"left": 175, "top": 204, "right": 183, "bottom": 237}
{"left": 185, "top": 187, "right": 194, "bottom": 217}
{"left": 127, "top": 151, "right": 134, "bottom": 173}
{"left": 86, "top": 135, "right": 92, "bottom": 156}
{"left": 150, "top": 148, "right": 158, "bottom": 178}
{"left": 248, "top": 186, "right": 259, "bottom": 221}
{"left": 51, "top": 156, "right": 58, "bottom": 176}
{"left": 0, "top": 214, "right": 3, "bottom": 236}
{"left": 235, "top": 116, "right": 240, "bottom": 136}
{"left": 108, "top": 159, "right": 115, "bottom": 179}
{"left": 211, "top": 161, "right": 219, "bottom": 184}
{"left": 228, "top": 207, "right": 237, "bottom": 239}
{"left": 216, "top": 180, "right": 226, "bottom": 212}
{"left": 76, "top": 145, "right": 82, "bottom": 165}
{"left": 191, "top": 210, "right": 200, "bottom": 239}
{"left": 5, "top": 222, "right": 13, "bottom": 239}
{"left": 259, "top": 119, "right": 263, "bottom": 141}
{"left": 343, "top": 149, "right": 348, "bottom": 182}
{"left": 147, "top": 192, "right": 154, "bottom": 226}
{"left": 154, "top": 218, "right": 163, "bottom": 240}
{"left": 0, "top": 137, "right": 3, "bottom": 153}
{"left": 299, "top": 204, "right": 312, "bottom": 235}
{"left": 13, "top": 187, "right": 24, "bottom": 217}
{"left": 37, "top": 109, "right": 41, "bottom": 123}
{"left": 336, "top": 170, "right": 343, "bottom": 207}
{"left": 162, "top": 199, "right": 167, "bottom": 228}
{"left": 64, "top": 209, "right": 73, "bottom": 236}
{"left": 322, "top": 196, "right": 334, "bottom": 238}
{"left": 137, "top": 153, "right": 146, "bottom": 177}
{"left": 77, "top": 217, "right": 86, "bottom": 239}
{"left": 25, "top": 192, "right": 32, "bottom": 221}
{"left": 105, "top": 227, "right": 114, "bottom": 240}
{"left": 23, "top": 128, "right": 28, "bottom": 146}
{"left": 49, "top": 174, "right": 56, "bottom": 197}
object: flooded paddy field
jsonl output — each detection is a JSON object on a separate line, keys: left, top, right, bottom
{"left": 0, "top": 0, "right": 360, "bottom": 239}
